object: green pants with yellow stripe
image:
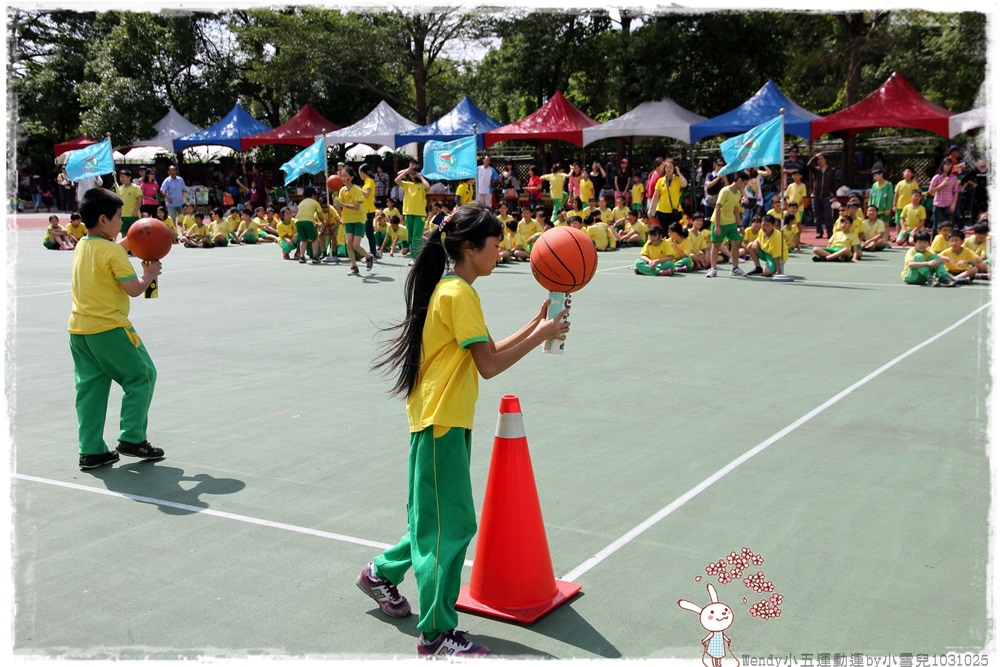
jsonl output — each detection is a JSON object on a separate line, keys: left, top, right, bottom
{"left": 69, "top": 326, "right": 156, "bottom": 456}
{"left": 374, "top": 426, "right": 476, "bottom": 640}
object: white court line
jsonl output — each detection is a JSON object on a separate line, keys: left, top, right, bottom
{"left": 11, "top": 473, "right": 477, "bottom": 566}
{"left": 560, "top": 300, "right": 992, "bottom": 583}
{"left": 13, "top": 290, "right": 70, "bottom": 298}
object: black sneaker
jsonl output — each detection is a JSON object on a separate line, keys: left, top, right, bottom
{"left": 116, "top": 440, "right": 165, "bottom": 461}
{"left": 299, "top": 256, "right": 307, "bottom": 264}
{"left": 79, "top": 450, "right": 120, "bottom": 469}
{"left": 417, "top": 630, "right": 489, "bottom": 658}
{"left": 746, "top": 266, "right": 764, "bottom": 276}
{"left": 365, "top": 254, "right": 374, "bottom": 270}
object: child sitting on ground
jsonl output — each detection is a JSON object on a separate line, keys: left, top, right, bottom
{"left": 44, "top": 215, "right": 75, "bottom": 249}
{"left": 209, "top": 208, "right": 232, "bottom": 247}
{"left": 277, "top": 206, "right": 298, "bottom": 259}
{"left": 746, "top": 214, "right": 788, "bottom": 277}
{"left": 379, "top": 216, "right": 410, "bottom": 258}
{"left": 618, "top": 209, "right": 648, "bottom": 246}
{"left": 929, "top": 220, "right": 954, "bottom": 255}
{"left": 666, "top": 222, "right": 694, "bottom": 273}
{"left": 634, "top": 225, "right": 675, "bottom": 276}
{"left": 901, "top": 230, "right": 956, "bottom": 286}
{"left": 584, "top": 211, "right": 617, "bottom": 251}
{"left": 66, "top": 213, "right": 87, "bottom": 244}
{"left": 740, "top": 215, "right": 763, "bottom": 261}
{"left": 184, "top": 212, "right": 213, "bottom": 248}
{"left": 783, "top": 201, "right": 801, "bottom": 251}
{"left": 503, "top": 218, "right": 529, "bottom": 262}
{"left": 963, "top": 222, "right": 990, "bottom": 271}
{"left": 860, "top": 204, "right": 887, "bottom": 251}
{"left": 940, "top": 230, "right": 980, "bottom": 285}
{"left": 895, "top": 189, "right": 926, "bottom": 246}
{"left": 813, "top": 217, "right": 856, "bottom": 262}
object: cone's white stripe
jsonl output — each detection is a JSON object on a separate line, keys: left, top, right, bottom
{"left": 495, "top": 412, "right": 526, "bottom": 440}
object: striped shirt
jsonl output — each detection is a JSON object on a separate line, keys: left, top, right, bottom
{"left": 929, "top": 173, "right": 959, "bottom": 208}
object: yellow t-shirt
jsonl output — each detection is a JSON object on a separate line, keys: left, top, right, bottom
{"left": 401, "top": 181, "right": 428, "bottom": 218}
{"left": 626, "top": 219, "right": 648, "bottom": 243}
{"left": 579, "top": 178, "right": 595, "bottom": 203}
{"left": 849, "top": 217, "right": 864, "bottom": 239}
{"left": 179, "top": 214, "right": 196, "bottom": 233}
{"left": 517, "top": 219, "right": 543, "bottom": 241}
{"left": 497, "top": 214, "right": 514, "bottom": 228}
{"left": 253, "top": 216, "right": 269, "bottom": 229}
{"left": 67, "top": 237, "right": 136, "bottom": 335}
{"left": 930, "top": 234, "right": 950, "bottom": 254}
{"left": 455, "top": 182, "right": 473, "bottom": 205}
{"left": 828, "top": 230, "right": 853, "bottom": 249}
{"left": 900, "top": 203, "right": 926, "bottom": 231}
{"left": 506, "top": 230, "right": 526, "bottom": 251}
{"left": 225, "top": 214, "right": 240, "bottom": 229}
{"left": 277, "top": 220, "right": 297, "bottom": 242}
{"left": 640, "top": 238, "right": 673, "bottom": 261}
{"left": 406, "top": 276, "right": 489, "bottom": 432}
{"left": 711, "top": 186, "right": 741, "bottom": 226}
{"left": 611, "top": 206, "right": 630, "bottom": 225}
{"left": 902, "top": 247, "right": 933, "bottom": 280}
{"left": 387, "top": 225, "right": 409, "bottom": 243}
{"left": 757, "top": 228, "right": 788, "bottom": 262}
{"left": 631, "top": 182, "right": 645, "bottom": 204}
{"left": 743, "top": 226, "right": 760, "bottom": 244}
{"left": 44, "top": 224, "right": 61, "bottom": 242}
{"left": 382, "top": 206, "right": 402, "bottom": 222}
{"left": 296, "top": 197, "right": 322, "bottom": 227}
{"left": 941, "top": 246, "right": 978, "bottom": 273}
{"left": 895, "top": 179, "right": 921, "bottom": 210}
{"left": 598, "top": 207, "right": 613, "bottom": 224}
{"left": 339, "top": 184, "right": 366, "bottom": 224}
{"left": 784, "top": 182, "right": 806, "bottom": 205}
{"left": 209, "top": 220, "right": 231, "bottom": 238}
{"left": 362, "top": 177, "right": 376, "bottom": 213}
{"left": 669, "top": 235, "right": 690, "bottom": 258}
{"left": 66, "top": 221, "right": 87, "bottom": 240}
{"left": 587, "top": 222, "right": 616, "bottom": 251}
{"left": 861, "top": 219, "right": 885, "bottom": 241}
{"left": 687, "top": 228, "right": 707, "bottom": 253}
{"left": 654, "top": 176, "right": 683, "bottom": 213}
{"left": 238, "top": 219, "right": 258, "bottom": 237}
{"left": 963, "top": 237, "right": 988, "bottom": 258}
{"left": 116, "top": 183, "right": 142, "bottom": 217}
{"left": 189, "top": 221, "right": 210, "bottom": 238}
{"left": 543, "top": 173, "right": 567, "bottom": 199}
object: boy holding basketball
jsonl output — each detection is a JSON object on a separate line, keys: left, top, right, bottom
{"left": 70, "top": 188, "right": 164, "bottom": 469}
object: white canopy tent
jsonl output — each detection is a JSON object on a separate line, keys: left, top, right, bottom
{"left": 949, "top": 107, "right": 987, "bottom": 137}
{"left": 581, "top": 98, "right": 707, "bottom": 145}
{"left": 323, "top": 101, "right": 420, "bottom": 148}
{"left": 345, "top": 142, "right": 418, "bottom": 161}
{"left": 131, "top": 108, "right": 201, "bottom": 151}
{"left": 124, "top": 144, "right": 238, "bottom": 164}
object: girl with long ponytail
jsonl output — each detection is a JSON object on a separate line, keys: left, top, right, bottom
{"left": 357, "top": 202, "right": 570, "bottom": 657}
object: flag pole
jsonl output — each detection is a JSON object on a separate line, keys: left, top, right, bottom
{"left": 772, "top": 109, "right": 793, "bottom": 282}
{"left": 472, "top": 123, "right": 479, "bottom": 201}
{"left": 322, "top": 133, "right": 330, "bottom": 206}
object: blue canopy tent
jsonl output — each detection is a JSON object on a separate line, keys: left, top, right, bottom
{"left": 173, "top": 103, "right": 272, "bottom": 153}
{"left": 689, "top": 80, "right": 819, "bottom": 143}
{"left": 395, "top": 97, "right": 503, "bottom": 149}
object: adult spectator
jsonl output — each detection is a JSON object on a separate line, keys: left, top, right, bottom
{"left": 27, "top": 171, "right": 43, "bottom": 212}
{"left": 247, "top": 163, "right": 269, "bottom": 211}
{"left": 645, "top": 157, "right": 665, "bottom": 203}
{"left": 783, "top": 145, "right": 806, "bottom": 179}
{"left": 927, "top": 157, "right": 961, "bottom": 235}
{"left": 961, "top": 158, "right": 988, "bottom": 226}
{"left": 589, "top": 161, "right": 607, "bottom": 201}
{"left": 602, "top": 159, "right": 617, "bottom": 200}
{"left": 159, "top": 163, "right": 189, "bottom": 222}
{"left": 374, "top": 164, "right": 391, "bottom": 208}
{"left": 476, "top": 156, "right": 497, "bottom": 208}
{"left": 525, "top": 165, "right": 543, "bottom": 208}
{"left": 226, "top": 168, "right": 245, "bottom": 210}
{"left": 647, "top": 157, "right": 687, "bottom": 227}
{"left": 499, "top": 161, "right": 520, "bottom": 209}
{"left": 57, "top": 166, "right": 74, "bottom": 212}
{"left": 139, "top": 169, "right": 160, "bottom": 217}
{"left": 613, "top": 158, "right": 631, "bottom": 203}
{"left": 568, "top": 162, "right": 583, "bottom": 201}
{"left": 807, "top": 151, "right": 837, "bottom": 239}
{"left": 703, "top": 157, "right": 728, "bottom": 218}
{"left": 75, "top": 173, "right": 104, "bottom": 208}
{"left": 871, "top": 151, "right": 886, "bottom": 176}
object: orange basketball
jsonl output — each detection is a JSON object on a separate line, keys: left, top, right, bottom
{"left": 126, "top": 218, "right": 173, "bottom": 261}
{"left": 529, "top": 226, "right": 598, "bottom": 293}
{"left": 327, "top": 175, "right": 344, "bottom": 192}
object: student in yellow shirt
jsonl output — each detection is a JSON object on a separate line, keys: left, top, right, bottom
{"left": 901, "top": 230, "right": 955, "bottom": 286}
{"left": 382, "top": 197, "right": 402, "bottom": 224}
{"left": 746, "top": 214, "right": 788, "bottom": 277}
{"left": 687, "top": 214, "right": 710, "bottom": 270}
{"left": 184, "top": 212, "right": 213, "bottom": 248}
{"left": 516, "top": 206, "right": 543, "bottom": 248}
{"left": 65, "top": 213, "right": 87, "bottom": 243}
{"left": 338, "top": 165, "right": 375, "bottom": 276}
{"left": 634, "top": 225, "right": 676, "bottom": 276}
{"left": 495, "top": 201, "right": 515, "bottom": 229}
{"left": 455, "top": 178, "right": 474, "bottom": 206}
{"left": 893, "top": 167, "right": 921, "bottom": 230}
{"left": 235, "top": 209, "right": 260, "bottom": 245}
{"left": 359, "top": 203, "right": 568, "bottom": 658}
{"left": 44, "top": 214, "right": 75, "bottom": 249}
{"left": 860, "top": 205, "right": 887, "bottom": 251}
{"left": 963, "top": 222, "right": 990, "bottom": 269}
{"left": 502, "top": 218, "right": 530, "bottom": 261}
{"left": 708, "top": 170, "right": 749, "bottom": 277}
{"left": 254, "top": 206, "right": 278, "bottom": 236}
{"left": 395, "top": 163, "right": 430, "bottom": 261}
{"left": 618, "top": 209, "right": 648, "bottom": 246}
{"left": 70, "top": 187, "right": 163, "bottom": 469}
{"left": 929, "top": 220, "right": 955, "bottom": 255}
{"left": 812, "top": 217, "right": 855, "bottom": 262}
{"left": 597, "top": 196, "right": 614, "bottom": 225}
{"left": 584, "top": 211, "right": 617, "bottom": 251}
{"left": 379, "top": 216, "right": 411, "bottom": 258}
{"left": 317, "top": 199, "right": 341, "bottom": 259}
{"left": 740, "top": 215, "right": 762, "bottom": 262}
{"left": 208, "top": 208, "right": 232, "bottom": 247}
{"left": 895, "top": 189, "right": 927, "bottom": 246}
{"left": 542, "top": 164, "right": 568, "bottom": 222}
{"left": 179, "top": 203, "right": 197, "bottom": 235}
{"left": 115, "top": 169, "right": 143, "bottom": 237}
{"left": 940, "top": 231, "right": 980, "bottom": 284}
{"left": 666, "top": 222, "right": 694, "bottom": 273}
{"left": 154, "top": 206, "right": 179, "bottom": 243}
{"left": 784, "top": 170, "right": 806, "bottom": 207}
{"left": 373, "top": 210, "right": 389, "bottom": 253}
{"left": 276, "top": 206, "right": 298, "bottom": 259}
{"left": 611, "top": 195, "right": 630, "bottom": 232}
{"left": 630, "top": 173, "right": 645, "bottom": 212}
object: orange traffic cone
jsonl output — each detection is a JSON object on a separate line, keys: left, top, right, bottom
{"left": 456, "top": 394, "right": 581, "bottom": 624}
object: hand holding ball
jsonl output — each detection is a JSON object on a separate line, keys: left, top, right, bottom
{"left": 327, "top": 175, "right": 344, "bottom": 192}
{"left": 529, "top": 226, "right": 598, "bottom": 293}
{"left": 125, "top": 218, "right": 172, "bottom": 298}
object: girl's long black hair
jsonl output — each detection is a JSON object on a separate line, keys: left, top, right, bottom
{"left": 374, "top": 201, "right": 504, "bottom": 398}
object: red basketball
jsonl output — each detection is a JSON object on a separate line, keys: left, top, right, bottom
{"left": 327, "top": 175, "right": 344, "bottom": 192}
{"left": 529, "top": 226, "right": 598, "bottom": 293}
{"left": 126, "top": 219, "right": 173, "bottom": 261}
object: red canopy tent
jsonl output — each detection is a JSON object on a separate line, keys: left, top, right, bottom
{"left": 811, "top": 72, "right": 953, "bottom": 140}
{"left": 240, "top": 103, "right": 341, "bottom": 150}
{"left": 483, "top": 92, "right": 598, "bottom": 148}
{"left": 53, "top": 135, "right": 96, "bottom": 158}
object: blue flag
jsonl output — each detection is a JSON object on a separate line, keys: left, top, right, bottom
{"left": 423, "top": 135, "right": 476, "bottom": 181}
{"left": 718, "top": 115, "right": 784, "bottom": 177}
{"left": 64, "top": 138, "right": 115, "bottom": 182}
{"left": 281, "top": 136, "right": 326, "bottom": 186}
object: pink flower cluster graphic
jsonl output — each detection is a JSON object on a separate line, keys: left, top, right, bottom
{"left": 700, "top": 547, "right": 783, "bottom": 621}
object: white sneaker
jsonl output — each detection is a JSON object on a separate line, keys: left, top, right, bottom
{"left": 408, "top": 260, "right": 415, "bottom": 267}
{"left": 706, "top": 268, "right": 717, "bottom": 278}
{"left": 731, "top": 266, "right": 747, "bottom": 277}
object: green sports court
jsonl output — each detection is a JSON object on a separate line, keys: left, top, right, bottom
{"left": 9, "top": 227, "right": 993, "bottom": 659}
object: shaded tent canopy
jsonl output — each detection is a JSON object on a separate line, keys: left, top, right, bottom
{"left": 949, "top": 107, "right": 987, "bottom": 137}
{"left": 130, "top": 108, "right": 200, "bottom": 151}
{"left": 124, "top": 144, "right": 237, "bottom": 164}
{"left": 396, "top": 96, "right": 503, "bottom": 149}
{"left": 241, "top": 103, "right": 340, "bottom": 151}
{"left": 173, "top": 103, "right": 272, "bottom": 153}
{"left": 323, "top": 101, "right": 420, "bottom": 148}
{"left": 54, "top": 135, "right": 96, "bottom": 158}
{"left": 582, "top": 98, "right": 707, "bottom": 145}
{"left": 689, "top": 80, "right": 819, "bottom": 143}
{"left": 345, "top": 143, "right": 418, "bottom": 160}
{"left": 810, "top": 72, "right": 953, "bottom": 140}
{"left": 483, "top": 92, "right": 598, "bottom": 148}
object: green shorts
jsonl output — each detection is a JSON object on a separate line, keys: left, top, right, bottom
{"left": 242, "top": 233, "right": 259, "bottom": 244}
{"left": 759, "top": 249, "right": 776, "bottom": 273}
{"left": 43, "top": 239, "right": 61, "bottom": 250}
{"left": 120, "top": 217, "right": 139, "bottom": 236}
{"left": 396, "top": 240, "right": 409, "bottom": 249}
{"left": 710, "top": 223, "right": 741, "bottom": 244}
{"left": 344, "top": 222, "right": 365, "bottom": 237}
{"left": 295, "top": 219, "right": 317, "bottom": 242}
{"left": 215, "top": 238, "right": 229, "bottom": 247}
{"left": 826, "top": 246, "right": 845, "bottom": 253}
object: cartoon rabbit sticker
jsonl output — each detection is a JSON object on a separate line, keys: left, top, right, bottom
{"left": 678, "top": 583, "right": 740, "bottom": 667}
